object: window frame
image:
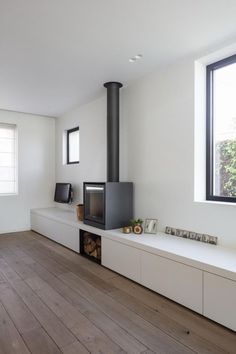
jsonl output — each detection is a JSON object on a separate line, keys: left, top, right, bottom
{"left": 66, "top": 126, "right": 79, "bottom": 165}
{"left": 206, "top": 54, "right": 236, "bottom": 203}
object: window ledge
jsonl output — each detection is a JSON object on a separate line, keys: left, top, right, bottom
{"left": 194, "top": 200, "right": 236, "bottom": 207}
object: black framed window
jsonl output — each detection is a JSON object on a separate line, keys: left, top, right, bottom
{"left": 206, "top": 54, "right": 236, "bottom": 202}
{"left": 67, "top": 127, "right": 79, "bottom": 164}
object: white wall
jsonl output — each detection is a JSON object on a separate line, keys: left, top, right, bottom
{"left": 0, "top": 110, "right": 55, "bottom": 233}
{"left": 121, "top": 57, "right": 236, "bottom": 249}
{"left": 55, "top": 96, "right": 106, "bottom": 206}
{"left": 55, "top": 53, "right": 236, "bottom": 249}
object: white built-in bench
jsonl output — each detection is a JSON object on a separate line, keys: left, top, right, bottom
{"left": 31, "top": 207, "right": 236, "bottom": 331}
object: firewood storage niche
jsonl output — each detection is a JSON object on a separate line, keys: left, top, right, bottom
{"left": 80, "top": 230, "right": 101, "bottom": 264}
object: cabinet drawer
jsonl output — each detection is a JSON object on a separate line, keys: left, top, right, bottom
{"left": 102, "top": 238, "right": 141, "bottom": 282}
{"left": 204, "top": 272, "right": 236, "bottom": 331}
{"left": 141, "top": 251, "right": 203, "bottom": 313}
{"left": 31, "top": 213, "right": 79, "bottom": 252}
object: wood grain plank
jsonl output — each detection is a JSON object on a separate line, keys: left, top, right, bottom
{"left": 12, "top": 247, "right": 36, "bottom": 265}
{"left": 70, "top": 322, "right": 125, "bottom": 354}
{"left": 26, "top": 276, "right": 84, "bottom": 329}
{"left": 23, "top": 243, "right": 116, "bottom": 293}
{"left": 0, "top": 231, "right": 235, "bottom": 354}
{"left": 0, "top": 249, "right": 37, "bottom": 280}
{"left": 22, "top": 327, "right": 62, "bottom": 354}
{"left": 6, "top": 278, "right": 76, "bottom": 349}
{"left": 108, "top": 288, "right": 228, "bottom": 354}
{"left": 28, "top": 243, "right": 225, "bottom": 353}
{"left": 0, "top": 257, "right": 21, "bottom": 281}
{"left": 0, "top": 247, "right": 66, "bottom": 278}
{"left": 59, "top": 272, "right": 194, "bottom": 354}
{"left": 35, "top": 233, "right": 117, "bottom": 280}
{"left": 81, "top": 305, "right": 148, "bottom": 354}
{"left": 0, "top": 301, "right": 30, "bottom": 354}
{"left": 110, "top": 275, "right": 236, "bottom": 353}
{"left": 26, "top": 275, "right": 128, "bottom": 354}
{"left": 61, "top": 341, "right": 89, "bottom": 354}
{"left": 26, "top": 261, "right": 90, "bottom": 309}
{"left": 0, "top": 282, "right": 40, "bottom": 334}
{"left": 0, "top": 270, "right": 6, "bottom": 284}
{"left": 25, "top": 262, "right": 147, "bottom": 353}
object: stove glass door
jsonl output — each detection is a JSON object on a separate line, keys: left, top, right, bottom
{"left": 84, "top": 184, "right": 105, "bottom": 224}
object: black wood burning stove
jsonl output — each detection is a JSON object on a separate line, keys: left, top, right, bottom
{"left": 84, "top": 182, "right": 133, "bottom": 229}
{"left": 83, "top": 82, "right": 133, "bottom": 230}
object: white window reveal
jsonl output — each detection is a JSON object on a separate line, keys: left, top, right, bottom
{"left": 0, "top": 123, "right": 17, "bottom": 195}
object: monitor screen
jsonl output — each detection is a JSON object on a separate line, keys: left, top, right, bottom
{"left": 54, "top": 183, "right": 72, "bottom": 203}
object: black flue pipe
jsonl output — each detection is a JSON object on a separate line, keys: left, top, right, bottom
{"left": 104, "top": 82, "right": 123, "bottom": 182}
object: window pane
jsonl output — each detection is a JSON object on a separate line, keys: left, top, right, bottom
{"left": 0, "top": 125, "right": 15, "bottom": 139}
{"left": 0, "top": 167, "right": 15, "bottom": 181}
{"left": 68, "top": 129, "right": 79, "bottom": 163}
{"left": 0, "top": 152, "right": 15, "bottom": 167}
{"left": 0, "top": 138, "right": 14, "bottom": 153}
{"left": 0, "top": 181, "right": 16, "bottom": 194}
{"left": 0, "top": 124, "right": 17, "bottom": 195}
{"left": 213, "top": 63, "right": 236, "bottom": 197}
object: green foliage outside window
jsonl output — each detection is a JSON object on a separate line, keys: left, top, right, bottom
{"left": 216, "top": 139, "right": 236, "bottom": 197}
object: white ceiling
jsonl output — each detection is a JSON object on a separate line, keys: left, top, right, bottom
{"left": 1, "top": 0, "right": 236, "bottom": 117}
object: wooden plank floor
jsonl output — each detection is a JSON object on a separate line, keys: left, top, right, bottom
{"left": 0, "top": 231, "right": 235, "bottom": 354}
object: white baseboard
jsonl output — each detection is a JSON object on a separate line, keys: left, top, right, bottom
{"left": 0, "top": 227, "right": 31, "bottom": 235}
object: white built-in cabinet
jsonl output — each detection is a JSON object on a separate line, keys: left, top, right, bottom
{"left": 31, "top": 211, "right": 79, "bottom": 253}
{"left": 203, "top": 272, "right": 236, "bottom": 331}
{"left": 102, "top": 238, "right": 141, "bottom": 282}
{"left": 102, "top": 238, "right": 203, "bottom": 314}
{"left": 31, "top": 208, "right": 236, "bottom": 332}
{"left": 140, "top": 251, "right": 203, "bottom": 313}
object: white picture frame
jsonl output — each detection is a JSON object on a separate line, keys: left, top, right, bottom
{"left": 144, "top": 219, "right": 158, "bottom": 234}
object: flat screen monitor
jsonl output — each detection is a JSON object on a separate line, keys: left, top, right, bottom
{"left": 54, "top": 183, "right": 72, "bottom": 203}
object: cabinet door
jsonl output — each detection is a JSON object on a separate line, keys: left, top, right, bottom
{"left": 204, "top": 272, "right": 236, "bottom": 331}
{"left": 141, "top": 251, "right": 203, "bottom": 313}
{"left": 31, "top": 213, "right": 79, "bottom": 252}
{"left": 102, "top": 238, "right": 141, "bottom": 282}
{"left": 48, "top": 219, "right": 79, "bottom": 252}
{"left": 31, "top": 213, "right": 52, "bottom": 238}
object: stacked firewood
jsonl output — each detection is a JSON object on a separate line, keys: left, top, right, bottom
{"left": 83, "top": 232, "right": 101, "bottom": 260}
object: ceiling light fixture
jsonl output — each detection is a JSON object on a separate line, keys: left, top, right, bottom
{"left": 129, "top": 54, "right": 143, "bottom": 63}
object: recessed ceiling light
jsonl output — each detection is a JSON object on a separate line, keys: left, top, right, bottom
{"left": 129, "top": 54, "right": 143, "bottom": 63}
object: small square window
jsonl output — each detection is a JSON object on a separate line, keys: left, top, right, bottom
{"left": 67, "top": 127, "right": 79, "bottom": 164}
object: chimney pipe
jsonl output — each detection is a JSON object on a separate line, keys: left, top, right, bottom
{"left": 104, "top": 82, "right": 123, "bottom": 182}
